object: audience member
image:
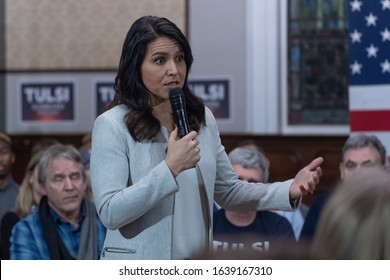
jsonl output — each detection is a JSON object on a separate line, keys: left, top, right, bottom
{"left": 300, "top": 133, "right": 388, "bottom": 244}
{"left": 90, "top": 15, "right": 322, "bottom": 260}
{"left": 0, "top": 133, "right": 19, "bottom": 228}
{"left": 10, "top": 144, "right": 106, "bottom": 259}
{"left": 311, "top": 168, "right": 390, "bottom": 259}
{"left": 1, "top": 137, "right": 61, "bottom": 259}
{"left": 237, "top": 140, "right": 309, "bottom": 240}
{"left": 1, "top": 150, "right": 43, "bottom": 259}
{"left": 213, "top": 147, "right": 296, "bottom": 255}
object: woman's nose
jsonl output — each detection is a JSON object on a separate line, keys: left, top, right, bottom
{"left": 166, "top": 60, "right": 178, "bottom": 75}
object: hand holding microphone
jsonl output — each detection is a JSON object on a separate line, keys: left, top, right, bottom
{"left": 165, "top": 129, "right": 200, "bottom": 177}
{"left": 166, "top": 88, "right": 200, "bottom": 176}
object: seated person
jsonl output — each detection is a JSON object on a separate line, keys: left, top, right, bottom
{"left": 213, "top": 147, "right": 295, "bottom": 255}
{"left": 300, "top": 133, "right": 388, "bottom": 244}
{"left": 1, "top": 138, "right": 60, "bottom": 259}
{"left": 10, "top": 144, "right": 106, "bottom": 259}
{"left": 237, "top": 139, "right": 309, "bottom": 240}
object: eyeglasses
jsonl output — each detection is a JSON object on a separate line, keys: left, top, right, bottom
{"left": 343, "top": 160, "right": 379, "bottom": 172}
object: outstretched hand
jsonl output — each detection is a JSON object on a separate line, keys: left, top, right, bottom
{"left": 290, "top": 157, "right": 323, "bottom": 200}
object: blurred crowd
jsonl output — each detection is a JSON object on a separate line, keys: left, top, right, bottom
{"left": 0, "top": 132, "right": 389, "bottom": 260}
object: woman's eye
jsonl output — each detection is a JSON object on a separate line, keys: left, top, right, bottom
{"left": 155, "top": 57, "right": 165, "bottom": 64}
{"left": 176, "top": 55, "right": 184, "bottom": 62}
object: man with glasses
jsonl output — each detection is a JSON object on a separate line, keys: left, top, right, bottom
{"left": 212, "top": 147, "right": 295, "bottom": 256}
{"left": 300, "top": 133, "right": 388, "bottom": 244}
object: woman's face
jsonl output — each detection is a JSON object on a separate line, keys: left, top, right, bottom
{"left": 141, "top": 36, "right": 187, "bottom": 106}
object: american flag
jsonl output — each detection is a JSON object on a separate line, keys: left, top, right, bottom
{"left": 348, "top": 0, "right": 390, "bottom": 155}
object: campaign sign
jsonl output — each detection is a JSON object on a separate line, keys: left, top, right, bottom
{"left": 188, "top": 79, "right": 230, "bottom": 119}
{"left": 21, "top": 82, "right": 74, "bottom": 122}
{"left": 94, "top": 79, "right": 231, "bottom": 119}
{"left": 96, "top": 82, "right": 115, "bottom": 116}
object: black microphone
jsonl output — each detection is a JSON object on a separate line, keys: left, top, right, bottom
{"left": 169, "top": 87, "right": 191, "bottom": 138}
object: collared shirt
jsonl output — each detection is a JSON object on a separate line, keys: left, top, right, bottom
{"left": 10, "top": 201, "right": 106, "bottom": 260}
{"left": 49, "top": 204, "right": 88, "bottom": 258}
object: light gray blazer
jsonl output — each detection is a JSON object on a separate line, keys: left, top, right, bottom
{"left": 90, "top": 105, "right": 295, "bottom": 260}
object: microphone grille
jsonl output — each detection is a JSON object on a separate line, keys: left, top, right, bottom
{"left": 169, "top": 87, "right": 184, "bottom": 99}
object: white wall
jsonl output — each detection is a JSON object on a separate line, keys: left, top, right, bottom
{"left": 188, "top": 0, "right": 249, "bottom": 133}
{"left": 188, "top": 0, "right": 281, "bottom": 134}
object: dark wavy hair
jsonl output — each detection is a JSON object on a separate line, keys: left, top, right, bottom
{"left": 109, "top": 15, "right": 205, "bottom": 142}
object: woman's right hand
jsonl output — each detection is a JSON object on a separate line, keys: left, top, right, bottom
{"left": 165, "top": 128, "right": 201, "bottom": 177}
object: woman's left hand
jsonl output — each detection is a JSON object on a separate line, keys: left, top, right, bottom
{"left": 289, "top": 157, "right": 323, "bottom": 199}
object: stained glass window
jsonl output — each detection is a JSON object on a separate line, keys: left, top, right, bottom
{"left": 288, "top": 0, "right": 349, "bottom": 125}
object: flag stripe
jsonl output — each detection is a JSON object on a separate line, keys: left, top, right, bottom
{"left": 349, "top": 85, "right": 390, "bottom": 110}
{"left": 350, "top": 110, "right": 390, "bottom": 131}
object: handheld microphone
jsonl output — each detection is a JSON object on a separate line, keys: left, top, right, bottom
{"left": 169, "top": 87, "right": 191, "bottom": 138}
